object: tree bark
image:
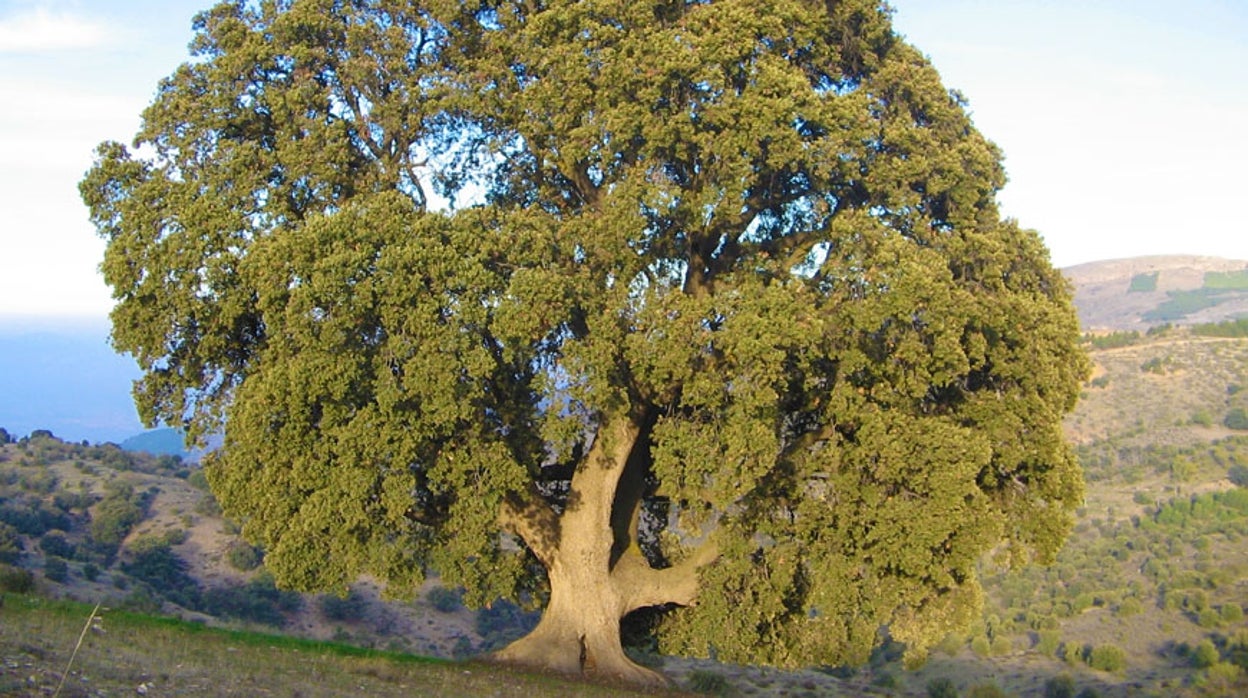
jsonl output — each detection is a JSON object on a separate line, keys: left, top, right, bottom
{"left": 492, "top": 411, "right": 711, "bottom": 686}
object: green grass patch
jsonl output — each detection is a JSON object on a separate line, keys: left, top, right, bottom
{"left": 1128, "top": 272, "right": 1159, "bottom": 293}
{"left": 1204, "top": 269, "right": 1248, "bottom": 290}
{"left": 0, "top": 594, "right": 674, "bottom": 697}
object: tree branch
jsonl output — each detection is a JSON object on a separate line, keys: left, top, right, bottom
{"left": 611, "top": 540, "right": 719, "bottom": 614}
{"left": 498, "top": 488, "right": 560, "bottom": 569}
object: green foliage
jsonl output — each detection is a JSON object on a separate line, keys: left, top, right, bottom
{"left": 201, "top": 573, "right": 304, "bottom": 627}
{"left": 0, "top": 522, "right": 21, "bottom": 564}
{"left": 319, "top": 587, "right": 371, "bottom": 623}
{"left": 1192, "top": 317, "right": 1248, "bottom": 338}
{"left": 123, "top": 540, "right": 201, "bottom": 609}
{"left": 0, "top": 563, "right": 34, "bottom": 593}
{"left": 38, "top": 532, "right": 76, "bottom": 561}
{"left": 1140, "top": 356, "right": 1174, "bottom": 375}
{"left": 926, "top": 676, "right": 959, "bottom": 698}
{"left": 82, "top": 0, "right": 1088, "bottom": 671}
{"left": 426, "top": 585, "right": 462, "bottom": 613}
{"left": 1204, "top": 270, "right": 1248, "bottom": 290}
{"left": 1194, "top": 639, "right": 1221, "bottom": 669}
{"left": 967, "top": 683, "right": 1008, "bottom": 698}
{"left": 226, "top": 542, "right": 263, "bottom": 572}
{"left": 1127, "top": 272, "right": 1159, "bottom": 293}
{"left": 89, "top": 482, "right": 150, "bottom": 557}
{"left": 1229, "top": 464, "right": 1248, "bottom": 487}
{"left": 1144, "top": 289, "right": 1227, "bottom": 322}
{"left": 686, "top": 669, "right": 733, "bottom": 697}
{"left": 475, "top": 600, "right": 540, "bottom": 652}
{"left": 43, "top": 556, "right": 69, "bottom": 584}
{"left": 1225, "top": 408, "right": 1248, "bottom": 431}
{"left": 1081, "top": 331, "right": 1140, "bottom": 350}
{"left": 1043, "top": 674, "right": 1076, "bottom": 698}
{"left": 1087, "top": 644, "right": 1126, "bottom": 673}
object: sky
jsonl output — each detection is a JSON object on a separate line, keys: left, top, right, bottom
{"left": 0, "top": 0, "right": 1245, "bottom": 319}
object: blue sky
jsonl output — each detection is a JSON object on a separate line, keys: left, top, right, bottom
{"left": 1, "top": 0, "right": 1245, "bottom": 318}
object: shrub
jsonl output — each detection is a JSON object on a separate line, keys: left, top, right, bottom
{"left": 82, "top": 562, "right": 100, "bottom": 582}
{"left": 926, "top": 677, "right": 959, "bottom": 698}
{"left": 0, "top": 564, "right": 34, "bottom": 593}
{"left": 43, "top": 556, "right": 69, "bottom": 583}
{"left": 1193, "top": 639, "right": 1220, "bottom": 669}
{"left": 1221, "top": 603, "right": 1244, "bottom": 624}
{"left": 0, "top": 522, "right": 22, "bottom": 564}
{"left": 1043, "top": 674, "right": 1076, "bottom": 698}
{"left": 426, "top": 585, "right": 462, "bottom": 613}
{"left": 122, "top": 541, "right": 200, "bottom": 609}
{"left": 475, "top": 599, "right": 540, "bottom": 652}
{"left": 1198, "top": 608, "right": 1222, "bottom": 628}
{"left": 1037, "top": 630, "right": 1062, "bottom": 657}
{"left": 1088, "top": 644, "right": 1127, "bottom": 673}
{"left": 1230, "top": 464, "right": 1248, "bottom": 488}
{"left": 319, "top": 587, "right": 370, "bottom": 622}
{"left": 202, "top": 574, "right": 302, "bottom": 626}
{"left": 1115, "top": 597, "right": 1143, "bottom": 618}
{"left": 686, "top": 669, "right": 732, "bottom": 697}
{"left": 970, "top": 635, "right": 991, "bottom": 657}
{"left": 968, "top": 683, "right": 1008, "bottom": 698}
{"left": 1226, "top": 408, "right": 1248, "bottom": 431}
{"left": 39, "top": 532, "right": 76, "bottom": 560}
{"left": 225, "top": 542, "right": 263, "bottom": 571}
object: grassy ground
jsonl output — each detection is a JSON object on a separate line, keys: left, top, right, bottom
{"left": 0, "top": 594, "right": 687, "bottom": 698}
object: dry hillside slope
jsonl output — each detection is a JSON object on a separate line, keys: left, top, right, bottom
{"left": 1064, "top": 255, "right": 1248, "bottom": 331}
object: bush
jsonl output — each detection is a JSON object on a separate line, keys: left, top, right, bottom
{"left": 319, "top": 587, "right": 370, "bottom": 622}
{"left": 39, "top": 532, "right": 76, "bottom": 560}
{"left": 225, "top": 542, "right": 262, "bottom": 571}
{"left": 1194, "top": 639, "right": 1220, "bottom": 669}
{"left": 122, "top": 541, "right": 200, "bottom": 609}
{"left": 1043, "top": 674, "right": 1076, "bottom": 698}
{"left": 43, "top": 556, "right": 69, "bottom": 583}
{"left": 1230, "top": 464, "right": 1248, "bottom": 488}
{"left": 202, "top": 574, "right": 302, "bottom": 627}
{"left": 427, "top": 585, "right": 462, "bottom": 613}
{"left": 475, "top": 599, "right": 540, "bottom": 652}
{"left": 1088, "top": 644, "right": 1126, "bottom": 673}
{"left": 0, "top": 564, "right": 34, "bottom": 593}
{"left": 1226, "top": 408, "right": 1248, "bottom": 431}
{"left": 1115, "top": 597, "right": 1143, "bottom": 618}
{"left": 82, "top": 562, "right": 100, "bottom": 582}
{"left": 1221, "top": 603, "right": 1244, "bottom": 624}
{"left": 968, "top": 683, "right": 1008, "bottom": 698}
{"left": 1037, "top": 630, "right": 1062, "bottom": 657}
{"left": 686, "top": 669, "right": 732, "bottom": 697}
{"left": 926, "top": 677, "right": 959, "bottom": 698}
{"left": 0, "top": 522, "right": 22, "bottom": 564}
{"left": 970, "top": 635, "right": 991, "bottom": 657}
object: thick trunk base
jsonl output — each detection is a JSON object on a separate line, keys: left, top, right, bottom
{"left": 490, "top": 607, "right": 667, "bottom": 688}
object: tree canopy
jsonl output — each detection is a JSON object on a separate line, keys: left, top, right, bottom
{"left": 82, "top": 0, "right": 1088, "bottom": 684}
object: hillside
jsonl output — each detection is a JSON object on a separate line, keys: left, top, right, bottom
{"left": 1064, "top": 256, "right": 1248, "bottom": 331}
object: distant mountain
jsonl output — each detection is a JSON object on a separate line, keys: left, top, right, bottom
{"left": 120, "top": 428, "right": 192, "bottom": 459}
{"left": 0, "top": 318, "right": 143, "bottom": 444}
{"left": 1063, "top": 255, "right": 1248, "bottom": 331}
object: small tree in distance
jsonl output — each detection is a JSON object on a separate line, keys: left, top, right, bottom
{"left": 81, "top": 0, "right": 1087, "bottom": 685}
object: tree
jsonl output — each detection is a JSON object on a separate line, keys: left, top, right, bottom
{"left": 81, "top": 0, "right": 1087, "bottom": 686}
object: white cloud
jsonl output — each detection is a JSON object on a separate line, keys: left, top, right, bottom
{"left": 0, "top": 7, "right": 114, "bottom": 53}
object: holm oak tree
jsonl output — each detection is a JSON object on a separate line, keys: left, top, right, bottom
{"left": 82, "top": 0, "right": 1088, "bottom": 685}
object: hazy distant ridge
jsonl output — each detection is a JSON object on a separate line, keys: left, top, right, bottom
{"left": 1063, "top": 255, "right": 1248, "bottom": 331}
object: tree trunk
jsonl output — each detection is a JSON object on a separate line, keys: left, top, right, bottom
{"left": 492, "top": 413, "right": 671, "bottom": 686}
{"left": 491, "top": 553, "right": 666, "bottom": 686}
